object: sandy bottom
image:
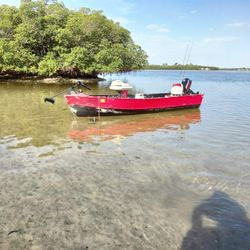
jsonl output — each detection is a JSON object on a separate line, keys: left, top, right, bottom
{"left": 1, "top": 139, "right": 250, "bottom": 250}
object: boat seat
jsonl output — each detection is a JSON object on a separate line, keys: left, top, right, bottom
{"left": 170, "top": 83, "right": 183, "bottom": 96}
{"left": 135, "top": 93, "right": 144, "bottom": 99}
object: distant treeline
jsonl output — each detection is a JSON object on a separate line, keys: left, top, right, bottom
{"left": 145, "top": 64, "right": 250, "bottom": 71}
{"left": 145, "top": 64, "right": 220, "bottom": 70}
{"left": 0, "top": 0, "right": 148, "bottom": 78}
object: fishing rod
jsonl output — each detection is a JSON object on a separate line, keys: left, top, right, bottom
{"left": 180, "top": 42, "right": 193, "bottom": 79}
{"left": 44, "top": 80, "right": 91, "bottom": 104}
{"left": 182, "top": 42, "right": 193, "bottom": 78}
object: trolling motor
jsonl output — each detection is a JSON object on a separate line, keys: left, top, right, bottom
{"left": 44, "top": 80, "right": 91, "bottom": 104}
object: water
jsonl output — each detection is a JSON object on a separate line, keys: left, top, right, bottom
{"left": 0, "top": 70, "right": 250, "bottom": 249}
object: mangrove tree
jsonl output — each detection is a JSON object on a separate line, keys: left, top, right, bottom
{"left": 0, "top": 0, "right": 148, "bottom": 78}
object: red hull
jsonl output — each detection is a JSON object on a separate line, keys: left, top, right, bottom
{"left": 65, "top": 93, "right": 204, "bottom": 116}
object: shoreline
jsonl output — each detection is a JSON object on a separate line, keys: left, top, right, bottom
{"left": 1, "top": 68, "right": 250, "bottom": 84}
{"left": 0, "top": 76, "right": 105, "bottom": 85}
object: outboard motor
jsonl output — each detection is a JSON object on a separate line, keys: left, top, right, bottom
{"left": 182, "top": 78, "right": 192, "bottom": 94}
{"left": 109, "top": 80, "right": 133, "bottom": 98}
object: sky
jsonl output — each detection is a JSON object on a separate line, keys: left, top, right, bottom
{"left": 1, "top": 0, "right": 250, "bottom": 67}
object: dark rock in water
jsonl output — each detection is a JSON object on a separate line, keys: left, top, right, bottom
{"left": 8, "top": 229, "right": 22, "bottom": 235}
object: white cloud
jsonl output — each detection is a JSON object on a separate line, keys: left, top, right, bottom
{"left": 203, "top": 37, "right": 239, "bottom": 43}
{"left": 179, "top": 36, "right": 193, "bottom": 41}
{"left": 132, "top": 32, "right": 249, "bottom": 67}
{"left": 132, "top": 33, "right": 191, "bottom": 64}
{"left": 110, "top": 0, "right": 136, "bottom": 15}
{"left": 178, "top": 9, "right": 198, "bottom": 19}
{"left": 226, "top": 22, "right": 249, "bottom": 28}
{"left": 178, "top": 15, "right": 186, "bottom": 19}
{"left": 146, "top": 24, "right": 170, "bottom": 33}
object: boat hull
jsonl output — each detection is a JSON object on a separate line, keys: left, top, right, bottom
{"left": 65, "top": 93, "right": 204, "bottom": 116}
{"left": 69, "top": 104, "right": 201, "bottom": 116}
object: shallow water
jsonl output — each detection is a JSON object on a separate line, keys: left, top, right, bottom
{"left": 0, "top": 70, "right": 250, "bottom": 249}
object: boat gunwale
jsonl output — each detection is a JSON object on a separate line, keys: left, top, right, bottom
{"left": 65, "top": 92, "right": 204, "bottom": 100}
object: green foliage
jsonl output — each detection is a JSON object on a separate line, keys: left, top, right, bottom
{"left": 0, "top": 38, "right": 39, "bottom": 73}
{"left": 0, "top": 5, "right": 20, "bottom": 39}
{"left": 38, "top": 52, "right": 59, "bottom": 76}
{"left": 0, "top": 0, "right": 148, "bottom": 77}
{"left": 94, "top": 40, "right": 148, "bottom": 73}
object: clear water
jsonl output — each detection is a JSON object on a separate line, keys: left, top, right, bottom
{"left": 0, "top": 70, "right": 250, "bottom": 249}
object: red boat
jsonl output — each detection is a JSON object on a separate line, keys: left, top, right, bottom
{"left": 64, "top": 78, "right": 203, "bottom": 116}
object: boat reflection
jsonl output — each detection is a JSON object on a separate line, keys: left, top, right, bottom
{"left": 68, "top": 109, "right": 201, "bottom": 142}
